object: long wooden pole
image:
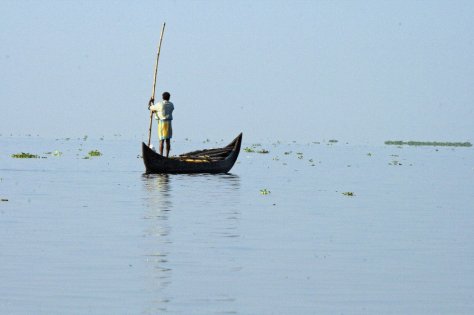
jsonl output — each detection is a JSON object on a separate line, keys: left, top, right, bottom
{"left": 148, "top": 22, "right": 166, "bottom": 147}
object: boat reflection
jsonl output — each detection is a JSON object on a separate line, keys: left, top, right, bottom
{"left": 141, "top": 174, "right": 173, "bottom": 313}
{"left": 141, "top": 173, "right": 241, "bottom": 313}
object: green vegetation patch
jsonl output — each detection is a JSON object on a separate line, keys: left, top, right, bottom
{"left": 260, "top": 188, "right": 271, "bottom": 195}
{"left": 244, "top": 144, "right": 269, "bottom": 154}
{"left": 88, "top": 150, "right": 102, "bottom": 157}
{"left": 385, "top": 140, "right": 472, "bottom": 147}
{"left": 11, "top": 152, "right": 39, "bottom": 158}
{"left": 342, "top": 192, "right": 354, "bottom": 196}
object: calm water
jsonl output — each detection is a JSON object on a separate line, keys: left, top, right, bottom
{"left": 1, "top": 136, "right": 473, "bottom": 314}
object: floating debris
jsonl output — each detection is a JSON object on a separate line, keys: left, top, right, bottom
{"left": 260, "top": 189, "right": 271, "bottom": 195}
{"left": 328, "top": 139, "right": 338, "bottom": 143}
{"left": 1, "top": 198, "right": 8, "bottom": 202}
{"left": 385, "top": 140, "right": 472, "bottom": 147}
{"left": 243, "top": 147, "right": 255, "bottom": 153}
{"left": 256, "top": 149, "right": 269, "bottom": 154}
{"left": 11, "top": 152, "right": 39, "bottom": 158}
{"left": 342, "top": 192, "right": 354, "bottom": 196}
{"left": 44, "top": 150, "right": 62, "bottom": 157}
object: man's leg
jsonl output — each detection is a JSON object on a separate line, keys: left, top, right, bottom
{"left": 165, "top": 139, "right": 171, "bottom": 158}
{"left": 159, "top": 140, "right": 164, "bottom": 156}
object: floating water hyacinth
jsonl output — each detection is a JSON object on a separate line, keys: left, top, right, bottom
{"left": 342, "top": 192, "right": 354, "bottom": 196}
{"left": 260, "top": 189, "right": 271, "bottom": 195}
{"left": 385, "top": 140, "right": 472, "bottom": 147}
{"left": 244, "top": 146, "right": 269, "bottom": 154}
{"left": 11, "top": 152, "right": 39, "bottom": 158}
{"left": 88, "top": 150, "right": 102, "bottom": 157}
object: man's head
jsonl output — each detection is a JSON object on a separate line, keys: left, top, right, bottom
{"left": 162, "top": 92, "right": 171, "bottom": 101}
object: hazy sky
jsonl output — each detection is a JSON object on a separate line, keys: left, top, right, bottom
{"left": 1, "top": 0, "right": 473, "bottom": 143}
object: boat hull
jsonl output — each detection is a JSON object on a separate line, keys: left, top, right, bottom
{"left": 142, "top": 133, "right": 242, "bottom": 174}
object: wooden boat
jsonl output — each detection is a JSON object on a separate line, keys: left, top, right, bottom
{"left": 142, "top": 133, "right": 242, "bottom": 174}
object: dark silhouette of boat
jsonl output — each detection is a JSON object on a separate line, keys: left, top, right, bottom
{"left": 142, "top": 133, "right": 242, "bottom": 174}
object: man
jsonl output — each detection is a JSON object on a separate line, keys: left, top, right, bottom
{"left": 149, "top": 92, "right": 175, "bottom": 157}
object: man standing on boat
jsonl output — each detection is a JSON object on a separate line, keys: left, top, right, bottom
{"left": 149, "top": 92, "right": 174, "bottom": 157}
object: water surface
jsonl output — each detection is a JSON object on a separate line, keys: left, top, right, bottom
{"left": 1, "top": 137, "right": 473, "bottom": 314}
